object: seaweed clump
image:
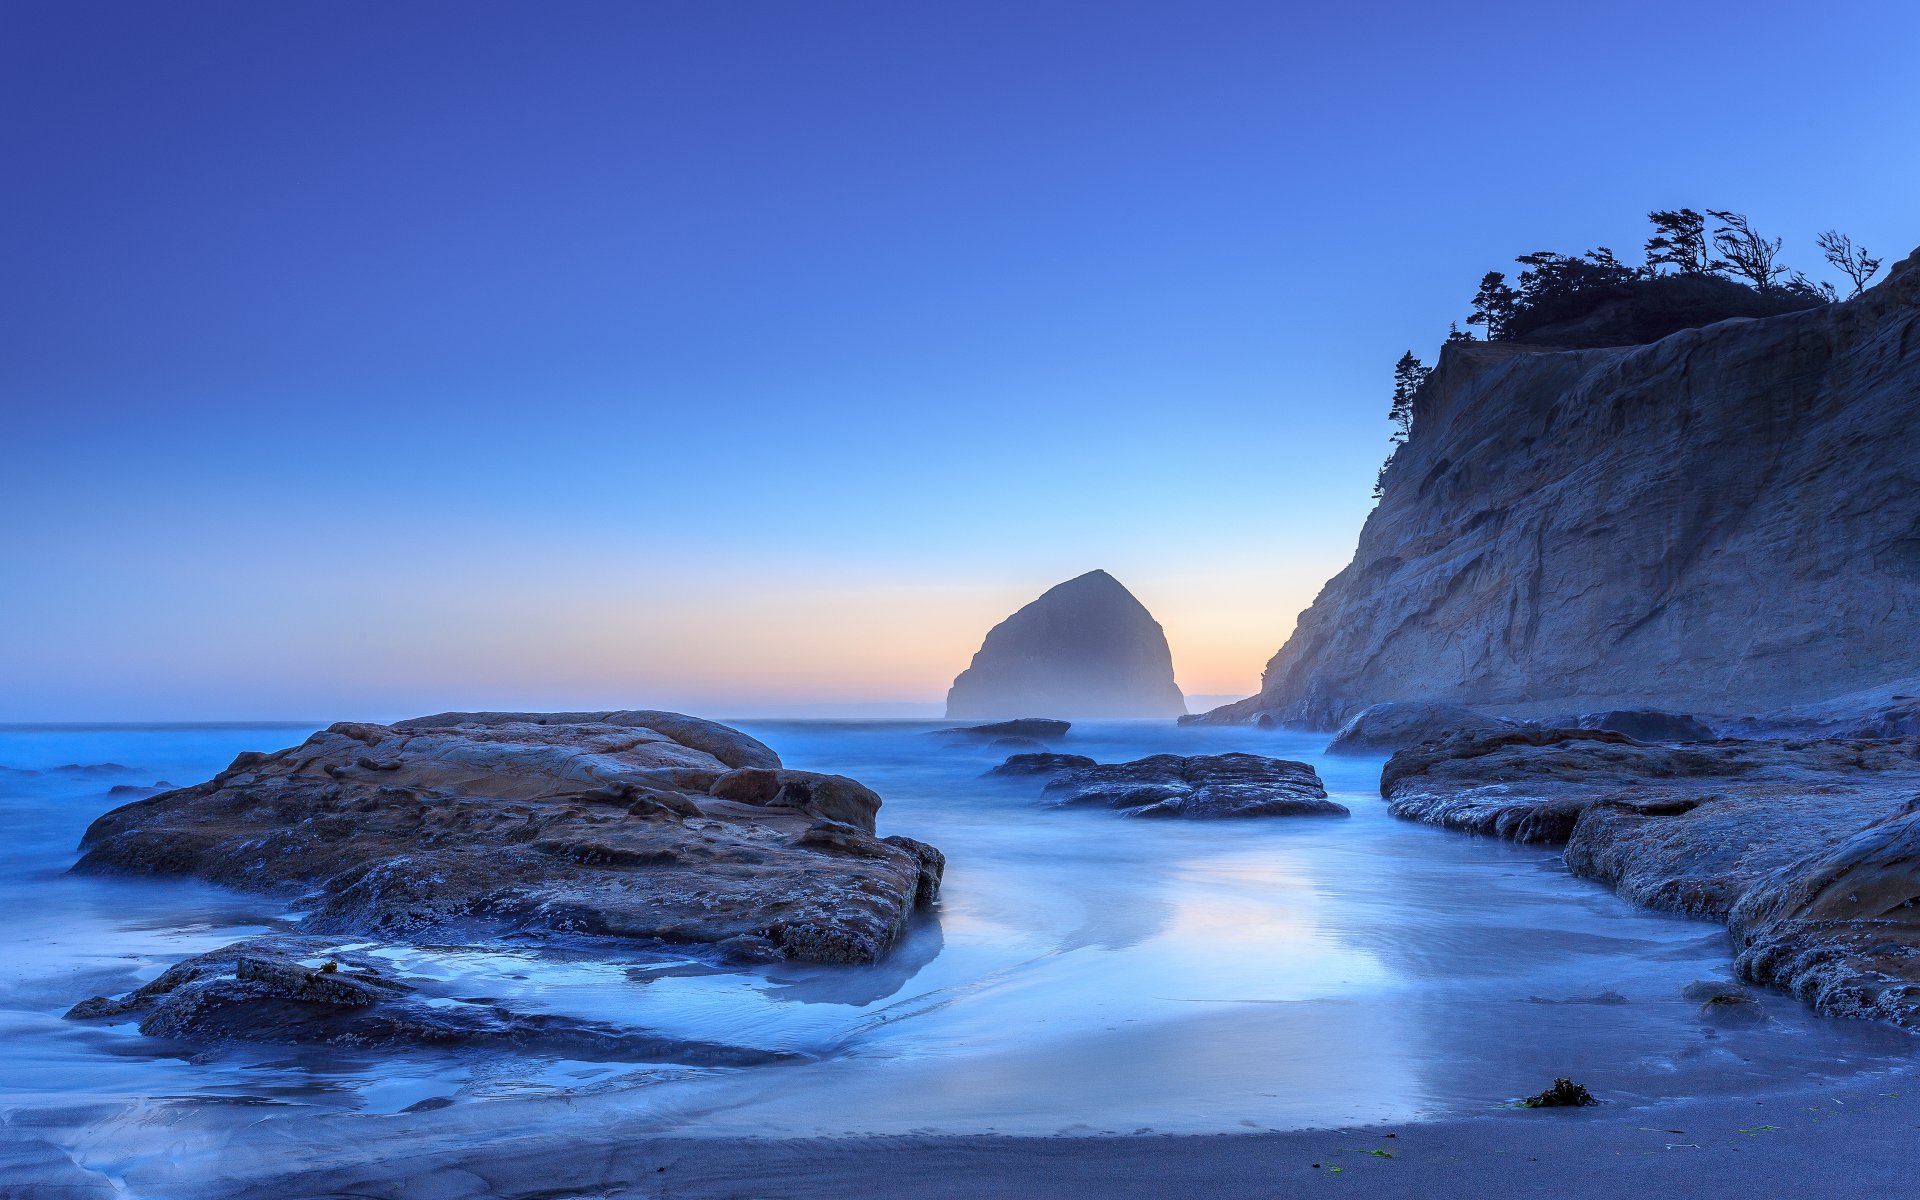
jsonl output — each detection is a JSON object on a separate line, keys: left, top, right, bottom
{"left": 1522, "top": 1077, "right": 1598, "bottom": 1108}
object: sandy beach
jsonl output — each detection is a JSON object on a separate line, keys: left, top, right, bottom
{"left": 7, "top": 1064, "right": 1904, "bottom": 1198}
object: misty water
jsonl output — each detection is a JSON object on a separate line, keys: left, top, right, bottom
{"left": 2, "top": 720, "right": 1913, "bottom": 1155}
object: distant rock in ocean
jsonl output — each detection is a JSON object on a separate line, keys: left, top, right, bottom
{"left": 945, "top": 570, "right": 1187, "bottom": 720}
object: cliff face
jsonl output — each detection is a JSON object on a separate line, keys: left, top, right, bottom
{"left": 1211, "top": 246, "right": 1920, "bottom": 729}
{"left": 946, "top": 570, "right": 1187, "bottom": 719}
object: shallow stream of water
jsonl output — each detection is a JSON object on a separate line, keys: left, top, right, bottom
{"left": 1, "top": 719, "right": 1911, "bottom": 1150}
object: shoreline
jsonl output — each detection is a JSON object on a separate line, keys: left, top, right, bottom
{"left": 15, "top": 1064, "right": 1907, "bottom": 1198}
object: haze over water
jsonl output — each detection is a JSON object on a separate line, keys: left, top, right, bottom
{"left": 3, "top": 718, "right": 1908, "bottom": 1172}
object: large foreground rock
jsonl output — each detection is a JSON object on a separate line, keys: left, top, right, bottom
{"left": 1195, "top": 246, "right": 1920, "bottom": 729}
{"left": 1382, "top": 729, "right": 1920, "bottom": 1026}
{"left": 946, "top": 570, "right": 1187, "bottom": 719}
{"left": 1035, "top": 752, "right": 1347, "bottom": 819}
{"left": 74, "top": 711, "right": 942, "bottom": 965}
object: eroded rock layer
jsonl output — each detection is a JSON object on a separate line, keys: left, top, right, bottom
{"left": 1382, "top": 729, "right": 1920, "bottom": 1026}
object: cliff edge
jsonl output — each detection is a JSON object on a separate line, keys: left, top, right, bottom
{"left": 1202, "top": 245, "right": 1920, "bottom": 729}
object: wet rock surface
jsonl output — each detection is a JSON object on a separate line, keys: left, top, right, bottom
{"left": 73, "top": 711, "right": 942, "bottom": 966}
{"left": 1039, "top": 753, "right": 1347, "bottom": 819}
{"left": 1382, "top": 728, "right": 1920, "bottom": 1026}
{"left": 63, "top": 936, "right": 795, "bottom": 1064}
{"left": 1324, "top": 701, "right": 1519, "bottom": 755}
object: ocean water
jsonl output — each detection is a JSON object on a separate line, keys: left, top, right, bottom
{"left": 1, "top": 718, "right": 1912, "bottom": 1171}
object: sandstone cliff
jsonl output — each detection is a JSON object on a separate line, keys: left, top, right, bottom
{"left": 946, "top": 570, "right": 1187, "bottom": 719}
{"left": 1204, "top": 245, "right": 1920, "bottom": 729}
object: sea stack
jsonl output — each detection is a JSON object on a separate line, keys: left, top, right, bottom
{"left": 945, "top": 570, "right": 1187, "bottom": 719}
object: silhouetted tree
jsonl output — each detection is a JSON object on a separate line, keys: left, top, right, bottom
{"left": 1708, "top": 210, "right": 1787, "bottom": 290}
{"left": 1645, "top": 209, "right": 1711, "bottom": 275}
{"left": 1389, "top": 351, "right": 1428, "bottom": 443}
{"left": 1817, "top": 230, "right": 1883, "bottom": 298}
{"left": 1469, "top": 272, "right": 1519, "bottom": 341}
{"left": 1445, "top": 322, "right": 1474, "bottom": 343}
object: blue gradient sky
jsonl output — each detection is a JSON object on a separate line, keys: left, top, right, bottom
{"left": 4, "top": 1, "right": 1916, "bottom": 720}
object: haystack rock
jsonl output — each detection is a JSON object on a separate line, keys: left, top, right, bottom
{"left": 945, "top": 571, "right": 1187, "bottom": 720}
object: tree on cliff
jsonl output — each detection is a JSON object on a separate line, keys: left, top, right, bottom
{"left": 1707, "top": 210, "right": 1787, "bottom": 291}
{"left": 1645, "top": 209, "right": 1711, "bottom": 275}
{"left": 1389, "top": 351, "right": 1427, "bottom": 443}
{"left": 1469, "top": 272, "right": 1519, "bottom": 341}
{"left": 1818, "top": 230, "right": 1883, "bottom": 298}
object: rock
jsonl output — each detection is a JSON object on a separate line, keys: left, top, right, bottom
{"left": 935, "top": 718, "right": 1071, "bottom": 742}
{"left": 1576, "top": 709, "right": 1715, "bottom": 742}
{"left": 986, "top": 752, "right": 1098, "bottom": 777}
{"left": 1381, "top": 728, "right": 1920, "bottom": 1028}
{"left": 707, "top": 768, "right": 882, "bottom": 833}
{"left": 945, "top": 571, "right": 1187, "bottom": 719}
{"left": 1324, "top": 701, "right": 1518, "bottom": 755}
{"left": 63, "top": 937, "right": 794, "bottom": 1064}
{"left": 73, "top": 712, "right": 941, "bottom": 965}
{"left": 1191, "top": 248, "right": 1920, "bottom": 729}
{"left": 1040, "top": 753, "right": 1347, "bottom": 819}
{"left": 987, "top": 736, "right": 1050, "bottom": 753}
{"left": 1521, "top": 1078, "right": 1597, "bottom": 1108}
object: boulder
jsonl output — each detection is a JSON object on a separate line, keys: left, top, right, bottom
{"left": 73, "top": 712, "right": 940, "bottom": 965}
{"left": 946, "top": 571, "right": 1186, "bottom": 719}
{"left": 1040, "top": 753, "right": 1347, "bottom": 819}
{"left": 1576, "top": 709, "right": 1715, "bottom": 742}
{"left": 1324, "top": 701, "right": 1518, "bottom": 755}
{"left": 1381, "top": 727, "right": 1920, "bottom": 1027}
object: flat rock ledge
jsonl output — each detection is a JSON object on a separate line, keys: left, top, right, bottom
{"left": 1026, "top": 752, "right": 1347, "bottom": 819}
{"left": 63, "top": 936, "right": 795, "bottom": 1065}
{"left": 1382, "top": 728, "right": 1920, "bottom": 1028}
{"left": 73, "top": 711, "right": 944, "bottom": 967}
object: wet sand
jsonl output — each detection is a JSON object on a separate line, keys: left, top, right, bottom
{"left": 12, "top": 1064, "right": 1906, "bottom": 1198}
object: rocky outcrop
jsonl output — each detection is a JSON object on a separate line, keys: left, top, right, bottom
{"left": 946, "top": 571, "right": 1186, "bottom": 719}
{"left": 1035, "top": 752, "right": 1347, "bottom": 819}
{"left": 64, "top": 936, "right": 792, "bottom": 1064}
{"left": 1382, "top": 729, "right": 1920, "bottom": 1027}
{"left": 1199, "top": 247, "right": 1920, "bottom": 729}
{"left": 935, "top": 718, "right": 1072, "bottom": 742}
{"left": 987, "top": 752, "right": 1097, "bottom": 777}
{"left": 1323, "top": 701, "right": 1518, "bottom": 755}
{"left": 73, "top": 712, "right": 942, "bottom": 966}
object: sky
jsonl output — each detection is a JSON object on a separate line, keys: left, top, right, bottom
{"left": 3, "top": 0, "right": 1917, "bottom": 721}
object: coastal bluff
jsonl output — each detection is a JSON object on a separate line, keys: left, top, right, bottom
{"left": 946, "top": 570, "right": 1187, "bottom": 720}
{"left": 1197, "top": 245, "right": 1920, "bottom": 729}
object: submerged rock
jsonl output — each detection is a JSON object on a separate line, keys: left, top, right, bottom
{"left": 73, "top": 711, "right": 942, "bottom": 966}
{"left": 1324, "top": 701, "right": 1518, "bottom": 755}
{"left": 64, "top": 936, "right": 794, "bottom": 1064}
{"left": 1382, "top": 728, "right": 1920, "bottom": 1027}
{"left": 1040, "top": 753, "right": 1347, "bottom": 819}
{"left": 945, "top": 571, "right": 1187, "bottom": 720}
